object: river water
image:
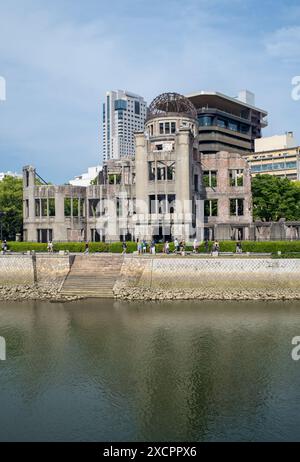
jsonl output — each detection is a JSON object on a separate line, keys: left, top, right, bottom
{"left": 1, "top": 299, "right": 300, "bottom": 441}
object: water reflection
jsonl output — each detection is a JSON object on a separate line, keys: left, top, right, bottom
{"left": 1, "top": 299, "right": 300, "bottom": 441}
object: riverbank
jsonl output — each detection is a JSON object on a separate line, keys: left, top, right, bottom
{"left": 0, "top": 284, "right": 83, "bottom": 302}
{"left": 114, "top": 286, "right": 300, "bottom": 300}
{"left": 1, "top": 254, "right": 300, "bottom": 301}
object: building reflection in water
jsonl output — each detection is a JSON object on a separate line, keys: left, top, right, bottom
{"left": 0, "top": 299, "right": 300, "bottom": 441}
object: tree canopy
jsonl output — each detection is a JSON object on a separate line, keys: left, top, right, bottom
{"left": 0, "top": 176, "right": 23, "bottom": 240}
{"left": 251, "top": 174, "right": 300, "bottom": 222}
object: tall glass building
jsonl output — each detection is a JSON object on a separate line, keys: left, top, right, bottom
{"left": 102, "top": 90, "right": 147, "bottom": 161}
{"left": 186, "top": 90, "right": 268, "bottom": 156}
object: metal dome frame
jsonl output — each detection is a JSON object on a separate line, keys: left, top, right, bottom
{"left": 148, "top": 92, "right": 197, "bottom": 119}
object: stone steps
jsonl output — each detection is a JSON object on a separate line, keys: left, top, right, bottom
{"left": 60, "top": 255, "right": 124, "bottom": 298}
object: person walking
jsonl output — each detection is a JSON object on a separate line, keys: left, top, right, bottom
{"left": 193, "top": 238, "right": 198, "bottom": 253}
{"left": 122, "top": 241, "right": 127, "bottom": 255}
{"left": 180, "top": 240, "right": 186, "bottom": 256}
{"left": 236, "top": 241, "right": 242, "bottom": 254}
{"left": 212, "top": 240, "right": 219, "bottom": 256}
{"left": 47, "top": 240, "right": 53, "bottom": 253}
{"left": 164, "top": 241, "right": 170, "bottom": 254}
{"left": 142, "top": 239, "right": 147, "bottom": 254}
{"left": 150, "top": 240, "right": 156, "bottom": 255}
{"left": 174, "top": 238, "right": 179, "bottom": 253}
{"left": 1, "top": 240, "right": 7, "bottom": 254}
{"left": 204, "top": 239, "right": 209, "bottom": 253}
{"left": 137, "top": 241, "right": 142, "bottom": 255}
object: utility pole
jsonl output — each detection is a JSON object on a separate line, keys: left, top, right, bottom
{"left": 0, "top": 212, "right": 6, "bottom": 241}
{"left": 0, "top": 211, "right": 6, "bottom": 241}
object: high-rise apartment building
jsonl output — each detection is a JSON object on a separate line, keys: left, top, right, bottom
{"left": 102, "top": 90, "right": 147, "bottom": 160}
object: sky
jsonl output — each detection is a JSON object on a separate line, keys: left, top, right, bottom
{"left": 0, "top": 0, "right": 300, "bottom": 183}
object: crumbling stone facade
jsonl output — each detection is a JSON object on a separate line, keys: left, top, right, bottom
{"left": 23, "top": 92, "right": 257, "bottom": 243}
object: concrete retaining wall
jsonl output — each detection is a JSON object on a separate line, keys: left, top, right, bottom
{"left": 0, "top": 255, "right": 71, "bottom": 286}
{"left": 0, "top": 255, "right": 34, "bottom": 285}
{"left": 35, "top": 256, "right": 71, "bottom": 285}
{"left": 120, "top": 256, "right": 300, "bottom": 291}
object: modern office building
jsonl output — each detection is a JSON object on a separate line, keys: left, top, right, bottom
{"left": 246, "top": 132, "right": 300, "bottom": 180}
{"left": 102, "top": 90, "right": 147, "bottom": 161}
{"left": 186, "top": 89, "right": 268, "bottom": 156}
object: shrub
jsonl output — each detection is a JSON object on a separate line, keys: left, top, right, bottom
{"left": 6, "top": 242, "right": 48, "bottom": 252}
{"left": 241, "top": 241, "right": 300, "bottom": 253}
{"left": 54, "top": 242, "right": 85, "bottom": 252}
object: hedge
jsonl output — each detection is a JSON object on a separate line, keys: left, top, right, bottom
{"left": 5, "top": 241, "right": 138, "bottom": 254}
{"left": 4, "top": 241, "right": 300, "bottom": 254}
{"left": 5, "top": 242, "right": 48, "bottom": 252}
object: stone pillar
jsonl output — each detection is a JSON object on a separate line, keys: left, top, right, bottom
{"left": 52, "top": 188, "right": 68, "bottom": 242}
{"left": 135, "top": 132, "right": 148, "bottom": 213}
{"left": 175, "top": 128, "right": 193, "bottom": 239}
{"left": 23, "top": 166, "right": 36, "bottom": 220}
{"left": 135, "top": 132, "right": 152, "bottom": 240}
{"left": 55, "top": 189, "right": 65, "bottom": 222}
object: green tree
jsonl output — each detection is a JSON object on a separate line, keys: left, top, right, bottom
{"left": 0, "top": 176, "right": 23, "bottom": 240}
{"left": 251, "top": 174, "right": 300, "bottom": 221}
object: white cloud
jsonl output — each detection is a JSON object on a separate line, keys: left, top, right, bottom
{"left": 265, "top": 26, "right": 300, "bottom": 62}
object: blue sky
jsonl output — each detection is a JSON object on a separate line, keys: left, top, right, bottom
{"left": 0, "top": 0, "right": 300, "bottom": 183}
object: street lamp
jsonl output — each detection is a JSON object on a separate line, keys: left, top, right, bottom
{"left": 0, "top": 211, "right": 6, "bottom": 241}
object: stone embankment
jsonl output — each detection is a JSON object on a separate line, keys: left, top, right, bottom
{"left": 0, "top": 284, "right": 83, "bottom": 302}
{"left": 114, "top": 286, "right": 300, "bottom": 301}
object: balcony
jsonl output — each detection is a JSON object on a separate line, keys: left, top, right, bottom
{"left": 199, "top": 125, "right": 251, "bottom": 143}
{"left": 197, "top": 107, "right": 251, "bottom": 122}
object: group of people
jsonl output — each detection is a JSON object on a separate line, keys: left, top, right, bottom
{"left": 173, "top": 239, "right": 187, "bottom": 254}
{"left": 135, "top": 238, "right": 243, "bottom": 256}
{"left": 137, "top": 239, "right": 149, "bottom": 255}
{"left": 44, "top": 238, "right": 243, "bottom": 256}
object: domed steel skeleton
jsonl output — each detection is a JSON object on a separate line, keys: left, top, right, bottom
{"left": 148, "top": 92, "right": 197, "bottom": 119}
